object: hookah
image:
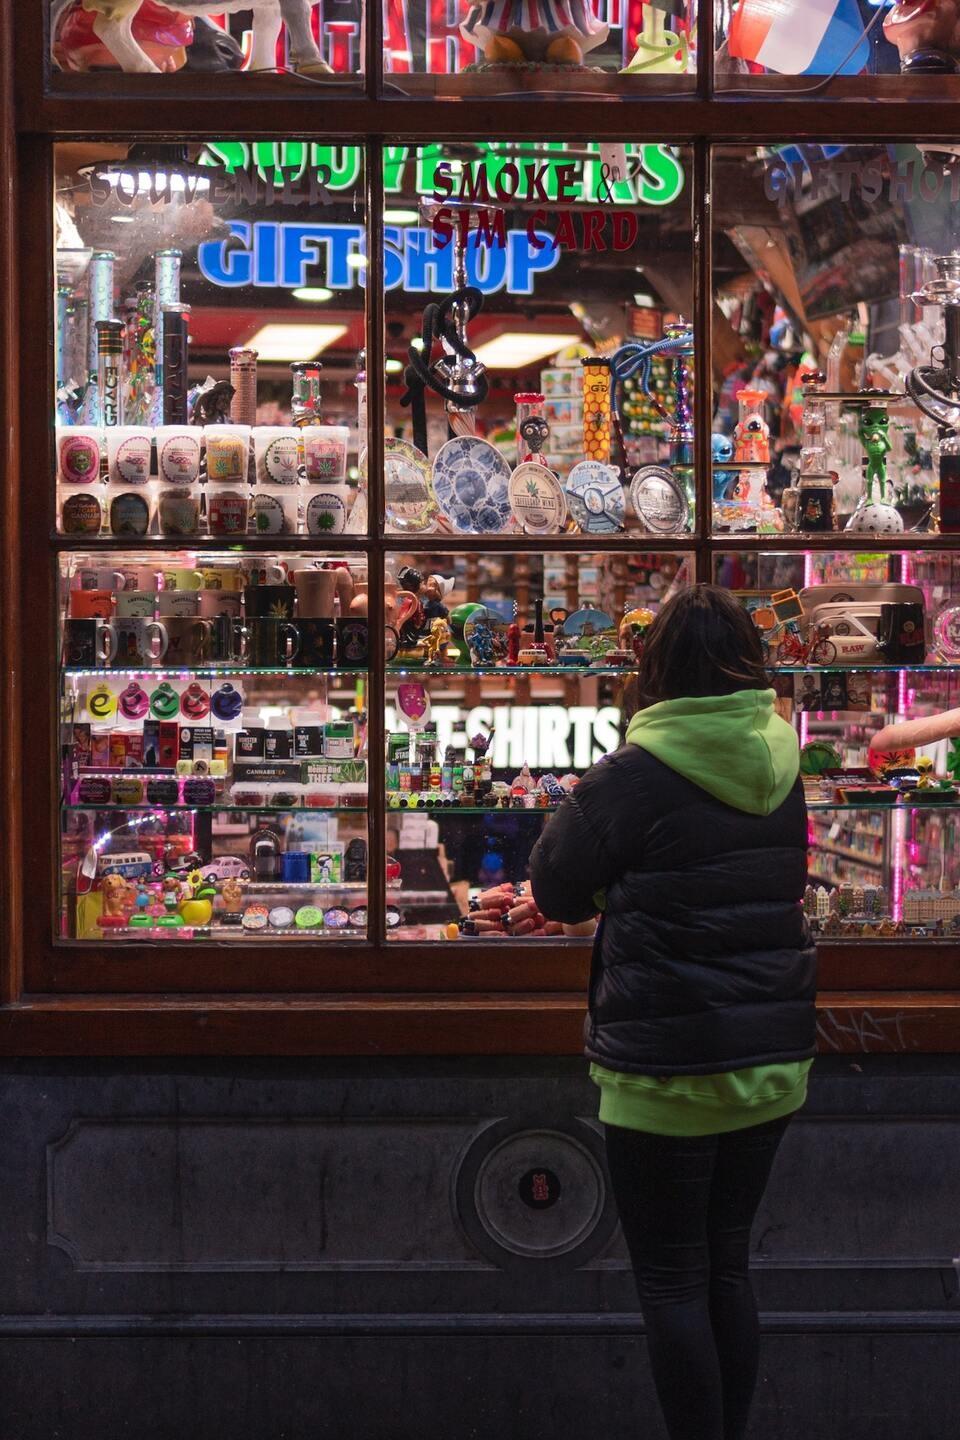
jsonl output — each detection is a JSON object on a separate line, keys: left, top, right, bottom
{"left": 905, "top": 254, "right": 960, "bottom": 532}
{"left": 622, "top": 0, "right": 690, "bottom": 74}
{"left": 401, "top": 208, "right": 489, "bottom": 456}
{"left": 609, "top": 321, "right": 694, "bottom": 531}
{"left": 780, "top": 372, "right": 839, "bottom": 533}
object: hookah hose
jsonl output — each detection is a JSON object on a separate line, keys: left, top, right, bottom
{"left": 400, "top": 287, "right": 489, "bottom": 454}
{"left": 607, "top": 334, "right": 694, "bottom": 472}
{"left": 906, "top": 304, "right": 960, "bottom": 426}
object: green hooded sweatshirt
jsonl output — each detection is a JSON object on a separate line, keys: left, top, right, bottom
{"left": 590, "top": 689, "right": 812, "bottom": 1137}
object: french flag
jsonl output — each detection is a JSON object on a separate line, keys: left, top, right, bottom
{"left": 728, "top": 0, "right": 870, "bottom": 75}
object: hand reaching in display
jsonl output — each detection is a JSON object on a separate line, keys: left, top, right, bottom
{"left": 456, "top": 882, "right": 595, "bottom": 938}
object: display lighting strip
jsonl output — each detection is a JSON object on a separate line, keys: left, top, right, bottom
{"left": 63, "top": 667, "right": 362, "bottom": 679}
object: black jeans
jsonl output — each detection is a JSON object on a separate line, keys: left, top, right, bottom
{"left": 604, "top": 1115, "right": 791, "bottom": 1440}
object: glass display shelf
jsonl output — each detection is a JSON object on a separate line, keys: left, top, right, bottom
{"left": 63, "top": 667, "right": 368, "bottom": 679}
{"left": 386, "top": 664, "right": 639, "bottom": 678}
{"left": 808, "top": 800, "right": 960, "bottom": 811}
{"left": 63, "top": 804, "right": 367, "bottom": 815}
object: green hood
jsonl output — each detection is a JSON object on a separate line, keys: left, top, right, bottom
{"left": 625, "top": 689, "right": 799, "bottom": 816}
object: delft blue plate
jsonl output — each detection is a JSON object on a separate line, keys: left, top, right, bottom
{"left": 431, "top": 437, "right": 513, "bottom": 535}
{"left": 563, "top": 461, "right": 624, "bottom": 534}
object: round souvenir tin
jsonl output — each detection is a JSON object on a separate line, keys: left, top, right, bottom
{"left": 629, "top": 465, "right": 689, "bottom": 535}
{"left": 564, "top": 460, "right": 625, "bottom": 534}
{"left": 508, "top": 462, "right": 567, "bottom": 535}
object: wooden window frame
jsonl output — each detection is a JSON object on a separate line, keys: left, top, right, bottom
{"left": 1, "top": 0, "right": 959, "bottom": 1054}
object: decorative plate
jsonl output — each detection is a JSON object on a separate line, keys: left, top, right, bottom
{"left": 934, "top": 603, "right": 960, "bottom": 661}
{"left": 508, "top": 461, "right": 567, "bottom": 536}
{"left": 629, "top": 465, "right": 689, "bottom": 535}
{"left": 560, "top": 607, "right": 616, "bottom": 639}
{"left": 564, "top": 461, "right": 624, "bottom": 534}
{"left": 431, "top": 436, "right": 513, "bottom": 534}
{"left": 463, "top": 604, "right": 509, "bottom": 663}
{"left": 384, "top": 438, "right": 439, "bottom": 534}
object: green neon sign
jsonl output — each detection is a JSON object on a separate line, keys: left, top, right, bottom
{"left": 198, "top": 141, "right": 685, "bottom": 208}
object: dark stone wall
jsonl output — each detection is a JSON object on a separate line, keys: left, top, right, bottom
{"left": 1, "top": 1055, "right": 958, "bottom": 1439}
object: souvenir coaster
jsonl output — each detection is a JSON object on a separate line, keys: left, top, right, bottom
{"left": 384, "top": 438, "right": 439, "bottom": 534}
{"left": 508, "top": 462, "right": 567, "bottom": 535}
{"left": 564, "top": 461, "right": 625, "bottom": 534}
{"left": 431, "top": 436, "right": 512, "bottom": 534}
{"left": 629, "top": 465, "right": 689, "bottom": 535}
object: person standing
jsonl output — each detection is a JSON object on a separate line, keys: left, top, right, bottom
{"left": 529, "top": 584, "right": 816, "bottom": 1440}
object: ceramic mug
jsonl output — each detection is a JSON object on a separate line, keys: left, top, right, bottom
{"left": 291, "top": 568, "right": 337, "bottom": 619}
{"left": 98, "top": 618, "right": 168, "bottom": 667}
{"left": 161, "top": 568, "right": 203, "bottom": 592}
{"left": 198, "top": 567, "right": 244, "bottom": 592}
{"left": 198, "top": 589, "right": 242, "bottom": 621}
{"left": 116, "top": 590, "right": 159, "bottom": 619}
{"left": 336, "top": 617, "right": 369, "bottom": 667}
{"left": 72, "top": 567, "right": 125, "bottom": 592}
{"left": 70, "top": 588, "right": 114, "bottom": 619}
{"left": 294, "top": 617, "right": 335, "bottom": 667}
{"left": 158, "top": 590, "right": 200, "bottom": 618}
{"left": 242, "top": 561, "right": 288, "bottom": 588}
{"left": 161, "top": 617, "right": 213, "bottom": 667}
{"left": 115, "top": 566, "right": 163, "bottom": 592}
{"left": 63, "top": 619, "right": 99, "bottom": 667}
{"left": 243, "top": 584, "right": 296, "bottom": 620}
{"left": 238, "top": 618, "right": 301, "bottom": 667}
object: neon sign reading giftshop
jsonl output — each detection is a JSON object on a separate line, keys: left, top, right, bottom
{"left": 195, "top": 141, "right": 684, "bottom": 298}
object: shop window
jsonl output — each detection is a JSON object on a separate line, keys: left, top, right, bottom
{"left": 382, "top": 548, "right": 691, "bottom": 941}
{"left": 47, "top": 3, "right": 365, "bottom": 90}
{"left": 713, "top": 547, "right": 960, "bottom": 943}
{"left": 384, "top": 0, "right": 697, "bottom": 95}
{"left": 54, "top": 142, "right": 370, "bottom": 946}
{"left": 714, "top": 1, "right": 957, "bottom": 94}
{"left": 382, "top": 140, "right": 695, "bottom": 540}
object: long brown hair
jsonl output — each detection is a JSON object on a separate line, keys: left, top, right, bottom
{"left": 634, "top": 584, "right": 768, "bottom": 710}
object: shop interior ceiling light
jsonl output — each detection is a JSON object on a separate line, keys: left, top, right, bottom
{"left": 244, "top": 323, "right": 348, "bottom": 363}
{"left": 471, "top": 333, "right": 581, "bottom": 370}
{"left": 292, "top": 287, "right": 334, "bottom": 303}
{"left": 384, "top": 210, "right": 420, "bottom": 225}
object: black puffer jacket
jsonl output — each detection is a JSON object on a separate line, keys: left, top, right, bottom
{"left": 529, "top": 746, "right": 816, "bottom": 1076}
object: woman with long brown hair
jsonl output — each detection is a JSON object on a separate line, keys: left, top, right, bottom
{"left": 529, "top": 584, "right": 816, "bottom": 1440}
